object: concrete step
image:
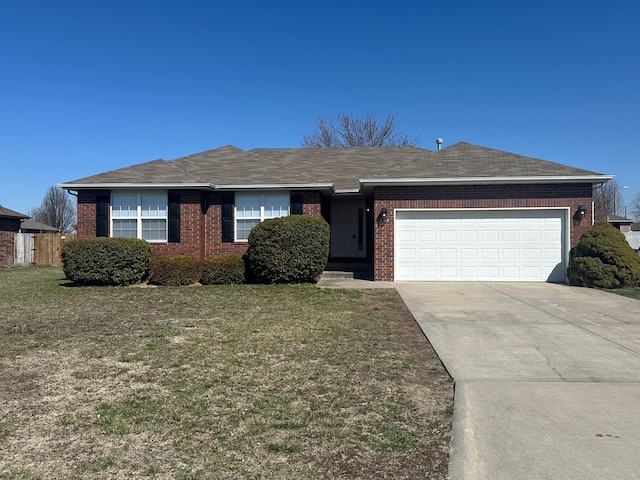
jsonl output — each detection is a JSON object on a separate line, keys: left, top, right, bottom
{"left": 320, "top": 270, "right": 355, "bottom": 280}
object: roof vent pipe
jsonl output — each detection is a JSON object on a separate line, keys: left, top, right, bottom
{"left": 436, "top": 138, "right": 443, "bottom": 151}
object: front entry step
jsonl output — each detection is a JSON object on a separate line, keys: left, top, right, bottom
{"left": 320, "top": 270, "right": 355, "bottom": 280}
{"left": 323, "top": 262, "right": 374, "bottom": 281}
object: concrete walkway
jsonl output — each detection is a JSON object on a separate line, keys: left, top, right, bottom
{"left": 395, "top": 282, "right": 640, "bottom": 480}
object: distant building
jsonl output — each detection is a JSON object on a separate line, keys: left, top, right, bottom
{"left": 606, "top": 214, "right": 634, "bottom": 234}
{"left": 0, "top": 205, "right": 29, "bottom": 266}
{"left": 20, "top": 219, "right": 61, "bottom": 233}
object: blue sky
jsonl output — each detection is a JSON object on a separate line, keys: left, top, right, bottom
{"left": 2, "top": 0, "right": 639, "bottom": 216}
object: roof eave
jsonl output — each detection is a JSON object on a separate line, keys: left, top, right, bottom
{"left": 360, "top": 175, "right": 613, "bottom": 191}
{"left": 58, "top": 182, "right": 336, "bottom": 192}
{"left": 58, "top": 183, "right": 215, "bottom": 190}
{"left": 212, "top": 183, "right": 334, "bottom": 191}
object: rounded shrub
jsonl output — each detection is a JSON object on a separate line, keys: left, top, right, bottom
{"left": 567, "top": 219, "right": 640, "bottom": 289}
{"left": 148, "top": 255, "right": 201, "bottom": 286}
{"left": 200, "top": 254, "right": 245, "bottom": 285}
{"left": 247, "top": 215, "right": 330, "bottom": 284}
{"left": 62, "top": 237, "right": 152, "bottom": 286}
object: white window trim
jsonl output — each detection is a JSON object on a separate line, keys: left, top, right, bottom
{"left": 234, "top": 192, "right": 290, "bottom": 242}
{"left": 111, "top": 191, "right": 168, "bottom": 242}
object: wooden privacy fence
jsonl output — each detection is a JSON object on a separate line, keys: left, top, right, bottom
{"left": 14, "top": 233, "right": 76, "bottom": 266}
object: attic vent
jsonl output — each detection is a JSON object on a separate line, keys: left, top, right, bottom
{"left": 436, "top": 138, "right": 443, "bottom": 150}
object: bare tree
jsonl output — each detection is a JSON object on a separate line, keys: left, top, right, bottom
{"left": 630, "top": 189, "right": 640, "bottom": 221}
{"left": 302, "top": 113, "right": 419, "bottom": 148}
{"left": 593, "top": 179, "right": 625, "bottom": 221}
{"left": 29, "top": 186, "right": 76, "bottom": 232}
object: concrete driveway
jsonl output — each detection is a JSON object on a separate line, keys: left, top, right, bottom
{"left": 395, "top": 282, "right": 640, "bottom": 480}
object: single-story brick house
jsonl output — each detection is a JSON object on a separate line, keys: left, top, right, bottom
{"left": 59, "top": 142, "right": 612, "bottom": 282}
{"left": 0, "top": 206, "right": 29, "bottom": 266}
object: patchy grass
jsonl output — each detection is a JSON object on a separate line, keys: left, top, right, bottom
{"left": 606, "top": 286, "right": 640, "bottom": 300}
{"left": 0, "top": 266, "right": 452, "bottom": 479}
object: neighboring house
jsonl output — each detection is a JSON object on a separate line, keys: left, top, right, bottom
{"left": 0, "top": 206, "right": 29, "bottom": 266}
{"left": 59, "top": 142, "right": 612, "bottom": 282}
{"left": 606, "top": 214, "right": 634, "bottom": 233}
{"left": 20, "top": 219, "right": 61, "bottom": 233}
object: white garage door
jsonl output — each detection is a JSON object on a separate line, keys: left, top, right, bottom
{"left": 395, "top": 209, "right": 567, "bottom": 282}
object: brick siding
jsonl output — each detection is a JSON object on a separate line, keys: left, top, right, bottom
{"left": 76, "top": 184, "right": 595, "bottom": 282}
{"left": 77, "top": 190, "right": 109, "bottom": 237}
{"left": 76, "top": 189, "right": 325, "bottom": 259}
{"left": 0, "top": 217, "right": 21, "bottom": 266}
{"left": 372, "top": 183, "right": 594, "bottom": 281}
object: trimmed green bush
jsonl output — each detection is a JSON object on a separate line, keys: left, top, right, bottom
{"left": 62, "top": 237, "right": 152, "bottom": 286}
{"left": 247, "top": 215, "right": 330, "bottom": 284}
{"left": 567, "top": 220, "right": 640, "bottom": 289}
{"left": 200, "top": 254, "right": 245, "bottom": 285}
{"left": 148, "top": 255, "right": 200, "bottom": 286}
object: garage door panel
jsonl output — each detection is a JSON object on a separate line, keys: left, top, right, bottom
{"left": 395, "top": 209, "right": 566, "bottom": 282}
{"left": 461, "top": 266, "right": 478, "bottom": 277}
{"left": 419, "top": 248, "right": 436, "bottom": 260}
{"left": 502, "top": 230, "right": 519, "bottom": 241}
{"left": 419, "top": 266, "right": 436, "bottom": 277}
{"left": 503, "top": 266, "right": 521, "bottom": 277}
{"left": 460, "top": 230, "right": 477, "bottom": 241}
{"left": 480, "top": 248, "right": 498, "bottom": 260}
{"left": 481, "top": 231, "right": 499, "bottom": 241}
{"left": 524, "top": 266, "right": 543, "bottom": 278}
{"left": 523, "top": 230, "right": 541, "bottom": 241}
{"left": 480, "top": 266, "right": 500, "bottom": 277}
{"left": 440, "top": 266, "right": 458, "bottom": 278}
{"left": 523, "top": 249, "right": 541, "bottom": 259}
{"left": 502, "top": 248, "right": 520, "bottom": 260}
{"left": 545, "top": 230, "right": 561, "bottom": 241}
{"left": 544, "top": 248, "right": 561, "bottom": 260}
{"left": 440, "top": 230, "right": 456, "bottom": 241}
{"left": 419, "top": 230, "right": 436, "bottom": 241}
{"left": 398, "top": 266, "right": 416, "bottom": 278}
{"left": 397, "top": 230, "right": 416, "bottom": 242}
{"left": 440, "top": 248, "right": 457, "bottom": 260}
{"left": 460, "top": 248, "right": 477, "bottom": 259}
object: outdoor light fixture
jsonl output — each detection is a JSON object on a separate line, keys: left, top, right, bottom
{"left": 377, "top": 208, "right": 389, "bottom": 226}
{"left": 573, "top": 205, "right": 588, "bottom": 226}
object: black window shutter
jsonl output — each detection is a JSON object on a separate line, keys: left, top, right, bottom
{"left": 221, "top": 192, "right": 234, "bottom": 243}
{"left": 96, "top": 194, "right": 109, "bottom": 237}
{"left": 168, "top": 192, "right": 180, "bottom": 243}
{"left": 291, "top": 193, "right": 303, "bottom": 215}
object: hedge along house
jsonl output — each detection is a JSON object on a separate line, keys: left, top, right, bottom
{"left": 59, "top": 142, "right": 612, "bottom": 282}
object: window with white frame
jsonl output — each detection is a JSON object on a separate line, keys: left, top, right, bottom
{"left": 111, "top": 192, "right": 168, "bottom": 241}
{"left": 235, "top": 192, "right": 289, "bottom": 241}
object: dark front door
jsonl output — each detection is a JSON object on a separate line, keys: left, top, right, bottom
{"left": 330, "top": 201, "right": 366, "bottom": 258}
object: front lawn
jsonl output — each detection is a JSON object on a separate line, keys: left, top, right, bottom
{"left": 0, "top": 267, "right": 452, "bottom": 479}
{"left": 608, "top": 286, "right": 640, "bottom": 300}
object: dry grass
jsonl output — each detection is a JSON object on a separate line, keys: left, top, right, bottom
{"left": 0, "top": 267, "right": 452, "bottom": 479}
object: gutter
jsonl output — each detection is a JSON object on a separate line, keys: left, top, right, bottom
{"left": 359, "top": 175, "right": 614, "bottom": 190}
{"left": 58, "top": 182, "right": 335, "bottom": 192}
{"left": 57, "top": 183, "right": 214, "bottom": 190}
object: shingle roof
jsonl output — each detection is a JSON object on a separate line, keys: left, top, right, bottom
{"left": 61, "top": 142, "right": 609, "bottom": 191}
{"left": 0, "top": 205, "right": 29, "bottom": 219}
{"left": 606, "top": 214, "right": 633, "bottom": 222}
{"left": 20, "top": 219, "right": 60, "bottom": 232}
